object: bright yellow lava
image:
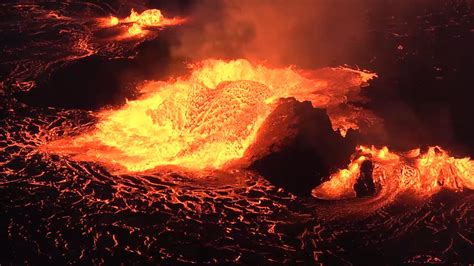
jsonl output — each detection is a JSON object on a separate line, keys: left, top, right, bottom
{"left": 103, "top": 8, "right": 185, "bottom": 37}
{"left": 312, "top": 145, "right": 474, "bottom": 199}
{"left": 44, "top": 59, "right": 375, "bottom": 172}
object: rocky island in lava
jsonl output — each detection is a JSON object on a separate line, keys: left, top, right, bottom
{"left": 1, "top": 0, "right": 473, "bottom": 265}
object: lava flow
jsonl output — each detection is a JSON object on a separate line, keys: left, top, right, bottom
{"left": 42, "top": 59, "right": 375, "bottom": 172}
{"left": 101, "top": 8, "right": 185, "bottom": 37}
{"left": 312, "top": 145, "right": 474, "bottom": 200}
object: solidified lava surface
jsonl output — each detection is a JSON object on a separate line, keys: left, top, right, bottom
{"left": 1, "top": 1, "right": 474, "bottom": 264}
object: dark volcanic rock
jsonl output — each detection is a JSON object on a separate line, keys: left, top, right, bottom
{"left": 17, "top": 32, "right": 183, "bottom": 111}
{"left": 354, "top": 160, "right": 376, "bottom": 197}
{"left": 247, "top": 99, "right": 356, "bottom": 196}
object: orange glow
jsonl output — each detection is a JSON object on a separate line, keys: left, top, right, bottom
{"left": 42, "top": 59, "right": 375, "bottom": 172}
{"left": 127, "top": 23, "right": 143, "bottom": 35}
{"left": 109, "top": 16, "right": 119, "bottom": 26}
{"left": 100, "top": 9, "right": 185, "bottom": 38}
{"left": 125, "top": 9, "right": 165, "bottom": 27}
{"left": 312, "top": 146, "right": 474, "bottom": 200}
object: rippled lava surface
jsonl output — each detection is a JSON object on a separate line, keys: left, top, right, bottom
{"left": 1, "top": 1, "right": 474, "bottom": 264}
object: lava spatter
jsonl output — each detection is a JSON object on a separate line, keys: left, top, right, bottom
{"left": 100, "top": 8, "right": 185, "bottom": 38}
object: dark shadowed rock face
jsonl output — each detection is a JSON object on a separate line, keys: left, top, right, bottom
{"left": 248, "top": 99, "right": 356, "bottom": 196}
{"left": 354, "top": 160, "right": 376, "bottom": 197}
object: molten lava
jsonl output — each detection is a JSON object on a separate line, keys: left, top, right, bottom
{"left": 43, "top": 59, "right": 375, "bottom": 172}
{"left": 102, "top": 8, "right": 185, "bottom": 37}
{"left": 312, "top": 146, "right": 474, "bottom": 200}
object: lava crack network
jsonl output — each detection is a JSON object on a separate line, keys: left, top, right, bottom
{"left": 43, "top": 59, "right": 375, "bottom": 172}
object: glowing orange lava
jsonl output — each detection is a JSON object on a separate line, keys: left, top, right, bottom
{"left": 312, "top": 146, "right": 474, "bottom": 200}
{"left": 43, "top": 59, "right": 375, "bottom": 172}
{"left": 101, "top": 8, "right": 185, "bottom": 37}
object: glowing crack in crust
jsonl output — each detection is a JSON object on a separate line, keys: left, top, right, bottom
{"left": 43, "top": 59, "right": 375, "bottom": 172}
{"left": 312, "top": 146, "right": 474, "bottom": 200}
